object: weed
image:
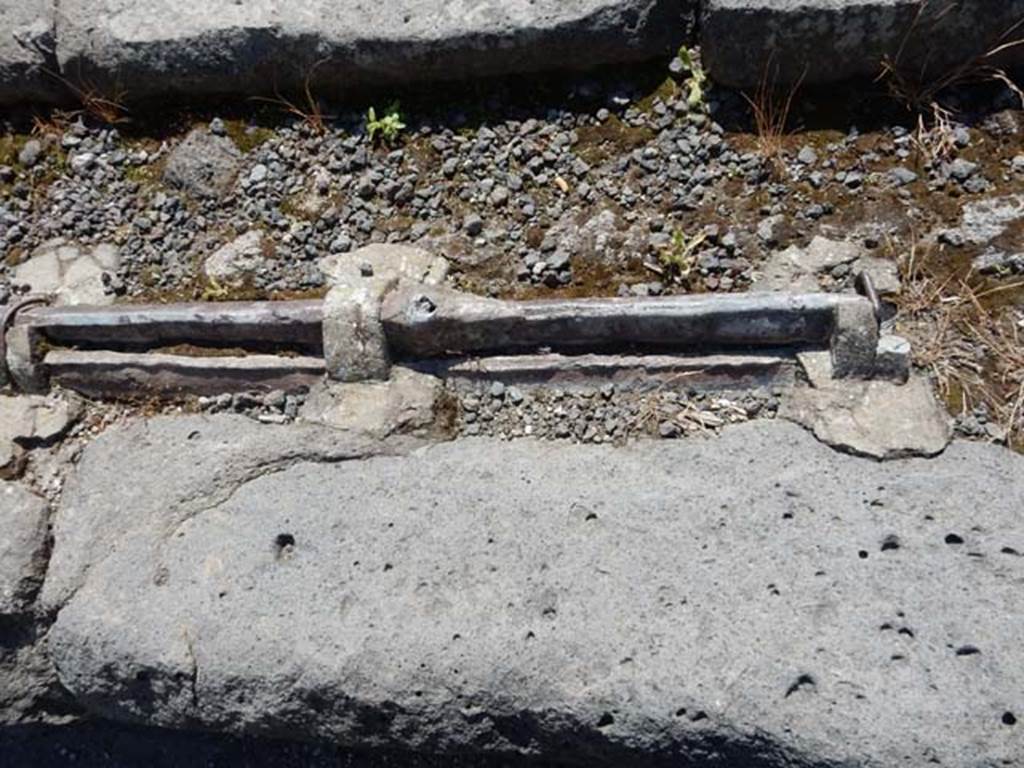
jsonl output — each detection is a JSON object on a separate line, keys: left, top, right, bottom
{"left": 879, "top": 1, "right": 1024, "bottom": 161}
{"left": 45, "top": 69, "right": 130, "bottom": 125}
{"left": 657, "top": 230, "right": 707, "bottom": 287}
{"left": 743, "top": 58, "right": 804, "bottom": 175}
{"left": 251, "top": 58, "right": 331, "bottom": 135}
{"left": 676, "top": 47, "right": 707, "bottom": 109}
{"left": 199, "top": 276, "right": 231, "bottom": 302}
{"left": 366, "top": 102, "right": 407, "bottom": 146}
{"left": 894, "top": 232, "right": 1024, "bottom": 448}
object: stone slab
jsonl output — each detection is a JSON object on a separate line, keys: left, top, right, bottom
{"left": 300, "top": 367, "right": 443, "bottom": 439}
{"left": 781, "top": 374, "right": 951, "bottom": 460}
{"left": 52, "top": 0, "right": 693, "bottom": 101}
{"left": 0, "top": 481, "right": 48, "bottom": 615}
{"left": 0, "top": 0, "right": 57, "bottom": 105}
{"left": 44, "top": 417, "right": 1024, "bottom": 765}
{"left": 702, "top": 0, "right": 1024, "bottom": 88}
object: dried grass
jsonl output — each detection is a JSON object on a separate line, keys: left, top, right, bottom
{"left": 895, "top": 234, "right": 1024, "bottom": 446}
{"left": 879, "top": 0, "right": 1024, "bottom": 161}
{"left": 251, "top": 58, "right": 331, "bottom": 136}
{"left": 743, "top": 58, "right": 804, "bottom": 176}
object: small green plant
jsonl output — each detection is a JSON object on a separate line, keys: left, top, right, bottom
{"left": 200, "top": 276, "right": 230, "bottom": 302}
{"left": 658, "top": 229, "right": 707, "bottom": 286}
{"left": 366, "top": 102, "right": 406, "bottom": 146}
{"left": 676, "top": 47, "right": 707, "bottom": 109}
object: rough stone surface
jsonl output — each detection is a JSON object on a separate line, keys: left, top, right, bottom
{"left": 320, "top": 244, "right": 449, "bottom": 289}
{"left": 39, "top": 414, "right": 405, "bottom": 613}
{"left": 203, "top": 230, "right": 271, "bottom": 286}
{"left": 702, "top": 0, "right": 1024, "bottom": 88}
{"left": 0, "top": 395, "right": 81, "bottom": 479}
{"left": 0, "top": 0, "right": 57, "bottom": 105}
{"left": 782, "top": 375, "right": 951, "bottom": 459}
{"left": 752, "top": 237, "right": 861, "bottom": 292}
{"left": 300, "top": 367, "right": 443, "bottom": 439}
{"left": 829, "top": 299, "right": 879, "bottom": 379}
{"left": 161, "top": 128, "right": 243, "bottom": 200}
{"left": 322, "top": 277, "right": 395, "bottom": 383}
{"left": 0, "top": 481, "right": 48, "bottom": 615}
{"left": 874, "top": 334, "right": 911, "bottom": 384}
{"left": 46, "top": 419, "right": 1024, "bottom": 765}
{"left": 52, "top": 1, "right": 693, "bottom": 101}
{"left": 13, "top": 239, "right": 121, "bottom": 306}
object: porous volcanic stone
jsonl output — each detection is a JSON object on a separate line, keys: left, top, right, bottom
{"left": 46, "top": 418, "right": 1024, "bottom": 765}
{"left": 53, "top": 0, "right": 694, "bottom": 100}
{"left": 702, "top": 0, "right": 1024, "bottom": 88}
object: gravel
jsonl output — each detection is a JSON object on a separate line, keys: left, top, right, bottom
{"left": 452, "top": 382, "right": 780, "bottom": 443}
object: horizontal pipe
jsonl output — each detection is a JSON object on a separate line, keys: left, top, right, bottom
{"left": 381, "top": 283, "right": 873, "bottom": 358}
{"left": 17, "top": 301, "right": 324, "bottom": 351}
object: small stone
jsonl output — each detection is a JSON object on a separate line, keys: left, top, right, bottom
{"left": 875, "top": 335, "right": 912, "bottom": 384}
{"left": 209, "top": 118, "right": 227, "bottom": 136}
{"left": 489, "top": 382, "right": 506, "bottom": 400}
{"left": 889, "top": 167, "right": 918, "bottom": 186}
{"left": 658, "top": 420, "right": 681, "bottom": 439}
{"left": 948, "top": 158, "right": 978, "bottom": 182}
{"left": 797, "top": 146, "right": 817, "bottom": 165}
{"left": 248, "top": 164, "right": 269, "bottom": 184}
{"left": 17, "top": 140, "right": 42, "bottom": 168}
{"left": 464, "top": 214, "right": 484, "bottom": 237}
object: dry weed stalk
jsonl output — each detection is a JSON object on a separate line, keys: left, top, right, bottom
{"left": 880, "top": 1, "right": 1024, "bottom": 160}
{"left": 895, "top": 235, "right": 1024, "bottom": 446}
{"left": 743, "top": 59, "right": 804, "bottom": 175}
{"left": 252, "top": 58, "right": 331, "bottom": 135}
{"left": 45, "top": 69, "right": 130, "bottom": 125}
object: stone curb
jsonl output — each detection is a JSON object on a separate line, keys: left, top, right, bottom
{"left": 2, "top": 1, "right": 1024, "bottom": 105}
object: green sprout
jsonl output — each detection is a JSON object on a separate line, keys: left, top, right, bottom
{"left": 677, "top": 47, "right": 707, "bottom": 109}
{"left": 366, "top": 102, "right": 407, "bottom": 146}
{"left": 658, "top": 229, "right": 707, "bottom": 286}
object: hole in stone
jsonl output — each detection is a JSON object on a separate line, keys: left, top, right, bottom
{"left": 784, "top": 673, "right": 817, "bottom": 698}
{"left": 134, "top": 670, "right": 151, "bottom": 683}
{"left": 782, "top": 512, "right": 793, "bottom": 519}
{"left": 898, "top": 627, "right": 915, "bottom": 638}
{"left": 187, "top": 430, "right": 201, "bottom": 440}
{"left": 891, "top": 654, "right": 906, "bottom": 661}
{"left": 879, "top": 623, "right": 893, "bottom": 631}
{"left": 525, "top": 631, "right": 535, "bottom": 640}
{"left": 858, "top": 550, "right": 869, "bottom": 559}
{"left": 383, "top": 563, "right": 394, "bottom": 572}
{"left": 689, "top": 711, "right": 707, "bottom": 722}
{"left": 956, "top": 645, "right": 981, "bottom": 656}
{"left": 880, "top": 535, "right": 900, "bottom": 552}
{"left": 1003, "top": 711, "right": 1017, "bottom": 726}
{"left": 945, "top": 533, "right": 964, "bottom": 545}
{"left": 674, "top": 707, "right": 687, "bottom": 717}
{"left": 413, "top": 294, "right": 437, "bottom": 317}
{"left": 585, "top": 512, "right": 598, "bottom": 521}
{"left": 1001, "top": 547, "right": 1021, "bottom": 556}
{"left": 597, "top": 712, "right": 614, "bottom": 728}
{"left": 274, "top": 533, "right": 295, "bottom": 551}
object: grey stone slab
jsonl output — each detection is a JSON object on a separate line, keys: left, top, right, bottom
{"left": 45, "top": 418, "right": 1024, "bottom": 765}
{"left": 781, "top": 374, "right": 951, "bottom": 459}
{"left": 0, "top": 481, "right": 48, "bottom": 615}
{"left": 53, "top": 0, "right": 693, "bottom": 101}
{"left": 0, "top": 0, "right": 58, "bottom": 105}
{"left": 702, "top": 0, "right": 1024, "bottom": 88}
{"left": 39, "top": 414, "right": 407, "bottom": 613}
